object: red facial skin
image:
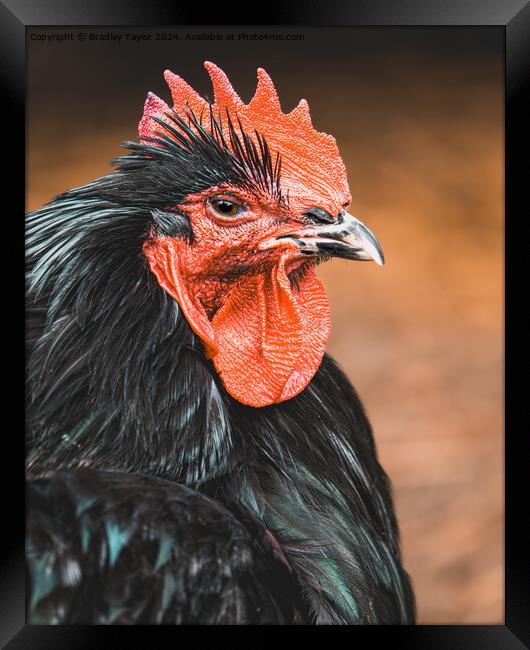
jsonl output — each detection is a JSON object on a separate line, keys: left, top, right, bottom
{"left": 141, "top": 63, "right": 352, "bottom": 407}
{"left": 143, "top": 184, "right": 349, "bottom": 407}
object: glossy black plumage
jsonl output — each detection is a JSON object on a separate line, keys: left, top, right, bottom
{"left": 26, "top": 112, "right": 415, "bottom": 624}
{"left": 27, "top": 470, "right": 306, "bottom": 624}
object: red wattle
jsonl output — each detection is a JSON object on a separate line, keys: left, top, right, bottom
{"left": 144, "top": 241, "right": 330, "bottom": 408}
{"left": 211, "top": 253, "right": 330, "bottom": 406}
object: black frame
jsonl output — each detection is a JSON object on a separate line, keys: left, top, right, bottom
{"left": 4, "top": 0, "right": 528, "bottom": 645}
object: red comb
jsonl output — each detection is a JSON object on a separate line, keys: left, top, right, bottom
{"left": 139, "top": 62, "right": 350, "bottom": 212}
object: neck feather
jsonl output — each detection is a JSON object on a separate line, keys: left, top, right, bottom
{"left": 26, "top": 195, "right": 237, "bottom": 484}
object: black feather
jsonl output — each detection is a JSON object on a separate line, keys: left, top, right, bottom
{"left": 151, "top": 208, "right": 194, "bottom": 241}
{"left": 27, "top": 469, "right": 307, "bottom": 624}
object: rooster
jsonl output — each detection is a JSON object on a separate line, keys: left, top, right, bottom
{"left": 26, "top": 62, "right": 415, "bottom": 624}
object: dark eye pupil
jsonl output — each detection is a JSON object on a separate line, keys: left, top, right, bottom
{"left": 217, "top": 201, "right": 234, "bottom": 214}
{"left": 210, "top": 198, "right": 241, "bottom": 217}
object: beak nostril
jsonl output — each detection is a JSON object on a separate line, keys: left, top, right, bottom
{"left": 304, "top": 207, "right": 335, "bottom": 225}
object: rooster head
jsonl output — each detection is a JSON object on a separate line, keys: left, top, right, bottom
{"left": 140, "top": 62, "right": 384, "bottom": 407}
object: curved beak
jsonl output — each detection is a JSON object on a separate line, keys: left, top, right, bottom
{"left": 266, "top": 211, "right": 385, "bottom": 265}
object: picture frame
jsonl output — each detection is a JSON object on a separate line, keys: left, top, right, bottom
{"left": 4, "top": 0, "right": 527, "bottom": 644}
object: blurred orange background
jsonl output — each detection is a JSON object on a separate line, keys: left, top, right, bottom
{"left": 27, "top": 27, "right": 503, "bottom": 623}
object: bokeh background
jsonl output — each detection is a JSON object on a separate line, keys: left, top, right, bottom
{"left": 27, "top": 26, "right": 503, "bottom": 623}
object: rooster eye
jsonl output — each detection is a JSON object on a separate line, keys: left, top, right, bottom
{"left": 208, "top": 198, "right": 243, "bottom": 218}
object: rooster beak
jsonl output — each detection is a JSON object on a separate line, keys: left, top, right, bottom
{"left": 266, "top": 211, "right": 385, "bottom": 265}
